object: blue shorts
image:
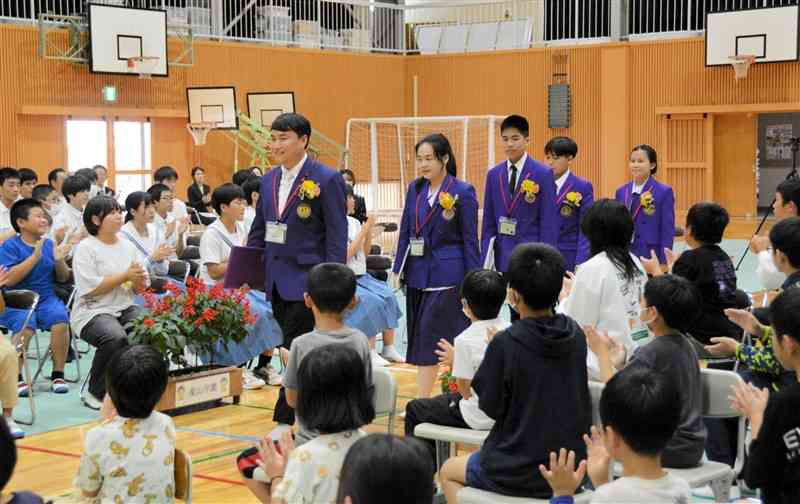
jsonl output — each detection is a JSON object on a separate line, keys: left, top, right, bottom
{"left": 465, "top": 450, "right": 502, "bottom": 493}
{"left": 0, "top": 295, "right": 69, "bottom": 333}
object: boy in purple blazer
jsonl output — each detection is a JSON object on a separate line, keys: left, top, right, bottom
{"left": 614, "top": 144, "right": 675, "bottom": 264}
{"left": 544, "top": 136, "right": 594, "bottom": 272}
{"left": 247, "top": 113, "right": 348, "bottom": 434}
{"left": 481, "top": 115, "right": 559, "bottom": 274}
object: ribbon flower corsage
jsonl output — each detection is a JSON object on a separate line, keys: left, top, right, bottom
{"left": 298, "top": 179, "right": 321, "bottom": 200}
{"left": 560, "top": 191, "right": 583, "bottom": 217}
{"left": 640, "top": 190, "right": 656, "bottom": 216}
{"left": 520, "top": 179, "right": 540, "bottom": 203}
{"left": 439, "top": 191, "right": 459, "bottom": 221}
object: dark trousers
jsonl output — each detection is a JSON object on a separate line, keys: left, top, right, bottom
{"left": 271, "top": 285, "right": 315, "bottom": 426}
{"left": 405, "top": 393, "right": 469, "bottom": 466}
{"left": 80, "top": 305, "right": 144, "bottom": 399}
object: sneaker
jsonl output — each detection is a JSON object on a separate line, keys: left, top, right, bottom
{"left": 371, "top": 350, "right": 390, "bottom": 368}
{"left": 17, "top": 381, "right": 29, "bottom": 398}
{"left": 243, "top": 369, "right": 265, "bottom": 390}
{"left": 82, "top": 391, "right": 102, "bottom": 410}
{"left": 51, "top": 378, "right": 69, "bottom": 394}
{"left": 253, "top": 365, "right": 282, "bottom": 386}
{"left": 4, "top": 417, "right": 24, "bottom": 439}
{"left": 380, "top": 345, "right": 405, "bottom": 363}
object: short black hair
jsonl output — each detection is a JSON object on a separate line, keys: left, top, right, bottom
{"left": 93, "top": 164, "right": 107, "bottom": 173}
{"left": 105, "top": 345, "right": 168, "bottom": 419}
{"left": 306, "top": 263, "right": 357, "bottom": 314}
{"left": 340, "top": 169, "right": 356, "bottom": 183}
{"left": 500, "top": 115, "right": 530, "bottom": 137}
{"left": 147, "top": 183, "right": 172, "bottom": 203}
{"left": 271, "top": 113, "right": 312, "bottom": 148}
{"left": 242, "top": 177, "right": 261, "bottom": 206}
{"left": 211, "top": 183, "right": 245, "bottom": 214}
{"left": 0, "top": 415, "right": 18, "bottom": 492}
{"left": 769, "top": 216, "right": 800, "bottom": 268}
{"left": 0, "top": 167, "right": 20, "bottom": 186}
{"left": 686, "top": 202, "right": 729, "bottom": 244}
{"left": 125, "top": 191, "right": 153, "bottom": 223}
{"left": 770, "top": 288, "right": 800, "bottom": 345}
{"left": 75, "top": 167, "right": 98, "bottom": 183}
{"left": 232, "top": 170, "right": 255, "bottom": 187}
{"left": 48, "top": 167, "right": 65, "bottom": 186}
{"left": 296, "top": 345, "right": 375, "bottom": 434}
{"left": 336, "top": 434, "right": 435, "bottom": 504}
{"left": 643, "top": 274, "right": 701, "bottom": 332}
{"left": 10, "top": 198, "right": 44, "bottom": 233}
{"left": 632, "top": 144, "right": 658, "bottom": 175}
{"left": 544, "top": 136, "right": 578, "bottom": 158}
{"left": 776, "top": 179, "right": 800, "bottom": 212}
{"left": 506, "top": 243, "right": 564, "bottom": 310}
{"left": 191, "top": 166, "right": 204, "bottom": 179}
{"left": 83, "top": 195, "right": 122, "bottom": 236}
{"left": 460, "top": 269, "right": 506, "bottom": 320}
{"left": 154, "top": 165, "right": 179, "bottom": 183}
{"left": 32, "top": 184, "right": 54, "bottom": 202}
{"left": 61, "top": 174, "right": 91, "bottom": 201}
{"left": 600, "top": 366, "right": 681, "bottom": 457}
{"left": 18, "top": 168, "right": 37, "bottom": 185}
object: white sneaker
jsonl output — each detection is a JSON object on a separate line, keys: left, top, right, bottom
{"left": 243, "top": 369, "right": 265, "bottom": 390}
{"left": 380, "top": 345, "right": 405, "bottom": 363}
{"left": 82, "top": 391, "right": 102, "bottom": 410}
{"left": 371, "top": 350, "right": 390, "bottom": 368}
{"left": 4, "top": 417, "right": 24, "bottom": 439}
{"left": 254, "top": 365, "right": 282, "bottom": 386}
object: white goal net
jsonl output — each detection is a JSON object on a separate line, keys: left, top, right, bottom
{"left": 345, "top": 115, "right": 506, "bottom": 254}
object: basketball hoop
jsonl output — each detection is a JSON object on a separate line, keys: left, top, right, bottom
{"left": 127, "top": 56, "right": 160, "bottom": 79}
{"left": 187, "top": 122, "right": 218, "bottom": 146}
{"left": 729, "top": 55, "right": 756, "bottom": 81}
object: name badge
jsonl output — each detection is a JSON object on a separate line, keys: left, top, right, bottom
{"left": 499, "top": 217, "right": 517, "bottom": 236}
{"left": 265, "top": 221, "right": 288, "bottom": 244}
{"left": 410, "top": 238, "right": 425, "bottom": 256}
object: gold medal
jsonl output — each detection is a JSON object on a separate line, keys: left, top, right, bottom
{"left": 560, "top": 205, "right": 573, "bottom": 217}
{"left": 442, "top": 208, "right": 455, "bottom": 221}
{"left": 297, "top": 203, "right": 312, "bottom": 219}
{"left": 524, "top": 193, "right": 536, "bottom": 204}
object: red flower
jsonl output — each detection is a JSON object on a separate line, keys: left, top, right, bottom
{"left": 143, "top": 318, "right": 155, "bottom": 328}
{"left": 210, "top": 283, "right": 225, "bottom": 300}
{"left": 165, "top": 282, "right": 181, "bottom": 296}
{"left": 201, "top": 308, "right": 217, "bottom": 322}
{"left": 448, "top": 381, "right": 458, "bottom": 393}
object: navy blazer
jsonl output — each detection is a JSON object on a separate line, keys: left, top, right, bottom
{"left": 247, "top": 157, "right": 348, "bottom": 301}
{"left": 556, "top": 171, "right": 594, "bottom": 272}
{"left": 392, "top": 175, "right": 480, "bottom": 289}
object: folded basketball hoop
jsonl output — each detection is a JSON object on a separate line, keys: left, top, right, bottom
{"left": 187, "top": 122, "right": 217, "bottom": 146}
{"left": 729, "top": 55, "right": 756, "bottom": 81}
{"left": 127, "top": 56, "right": 160, "bottom": 79}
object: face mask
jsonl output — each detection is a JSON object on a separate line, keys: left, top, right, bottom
{"left": 639, "top": 306, "right": 657, "bottom": 327}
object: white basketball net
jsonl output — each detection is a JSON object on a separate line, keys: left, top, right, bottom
{"left": 127, "top": 56, "right": 160, "bottom": 80}
{"left": 730, "top": 55, "right": 756, "bottom": 81}
{"left": 187, "top": 122, "right": 217, "bottom": 146}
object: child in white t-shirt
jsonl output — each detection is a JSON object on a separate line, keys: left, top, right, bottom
{"left": 541, "top": 366, "right": 690, "bottom": 504}
{"left": 404, "top": 269, "right": 509, "bottom": 466}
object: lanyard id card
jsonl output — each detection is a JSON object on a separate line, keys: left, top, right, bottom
{"left": 265, "top": 221, "right": 288, "bottom": 244}
{"left": 410, "top": 238, "right": 425, "bottom": 257}
{"left": 499, "top": 216, "right": 518, "bottom": 236}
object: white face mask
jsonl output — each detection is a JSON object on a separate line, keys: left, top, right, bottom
{"left": 639, "top": 306, "right": 657, "bottom": 328}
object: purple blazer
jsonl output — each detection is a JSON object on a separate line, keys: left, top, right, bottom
{"left": 392, "top": 175, "right": 480, "bottom": 289}
{"left": 614, "top": 177, "right": 675, "bottom": 264}
{"left": 247, "top": 157, "right": 348, "bottom": 301}
{"left": 480, "top": 156, "right": 559, "bottom": 273}
{"left": 556, "top": 171, "right": 594, "bottom": 272}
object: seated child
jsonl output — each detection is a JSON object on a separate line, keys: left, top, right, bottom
{"left": 239, "top": 344, "right": 375, "bottom": 504}
{"left": 405, "top": 268, "right": 509, "bottom": 464}
{"left": 0, "top": 199, "right": 72, "bottom": 395}
{"left": 336, "top": 433, "right": 435, "bottom": 504}
{"left": 0, "top": 271, "right": 26, "bottom": 440}
{"left": 541, "top": 367, "right": 691, "bottom": 503}
{"left": 52, "top": 174, "right": 89, "bottom": 246}
{"left": 439, "top": 244, "right": 591, "bottom": 500}
{"left": 732, "top": 287, "right": 800, "bottom": 503}
{"left": 17, "top": 169, "right": 37, "bottom": 200}
{"left": 587, "top": 274, "right": 706, "bottom": 469}
{"left": 1, "top": 414, "right": 49, "bottom": 503}
{"left": 31, "top": 185, "right": 58, "bottom": 223}
{"left": 153, "top": 166, "right": 190, "bottom": 223}
{"left": 121, "top": 192, "right": 174, "bottom": 279}
{"left": 74, "top": 345, "right": 175, "bottom": 503}
{"left": 147, "top": 184, "right": 186, "bottom": 260}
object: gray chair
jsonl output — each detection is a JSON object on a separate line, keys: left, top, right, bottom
{"left": 168, "top": 260, "right": 192, "bottom": 285}
{"left": 372, "top": 367, "right": 398, "bottom": 434}
{"left": 6, "top": 290, "right": 40, "bottom": 425}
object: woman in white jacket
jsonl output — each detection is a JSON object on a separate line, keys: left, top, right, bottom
{"left": 559, "top": 198, "right": 647, "bottom": 379}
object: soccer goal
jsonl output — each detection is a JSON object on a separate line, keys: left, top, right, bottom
{"left": 345, "top": 115, "right": 506, "bottom": 254}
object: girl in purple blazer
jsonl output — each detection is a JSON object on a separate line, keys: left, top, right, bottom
{"left": 392, "top": 133, "right": 480, "bottom": 398}
{"left": 615, "top": 145, "right": 675, "bottom": 264}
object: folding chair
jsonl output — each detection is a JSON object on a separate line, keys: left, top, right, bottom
{"left": 372, "top": 367, "right": 398, "bottom": 434}
{"left": 6, "top": 290, "right": 39, "bottom": 425}
{"left": 174, "top": 448, "right": 193, "bottom": 503}
{"left": 168, "top": 260, "right": 191, "bottom": 285}
{"left": 458, "top": 488, "right": 594, "bottom": 504}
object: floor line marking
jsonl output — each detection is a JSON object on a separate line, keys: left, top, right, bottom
{"left": 176, "top": 427, "right": 260, "bottom": 443}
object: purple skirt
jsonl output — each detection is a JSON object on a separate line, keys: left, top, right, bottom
{"left": 406, "top": 287, "right": 469, "bottom": 366}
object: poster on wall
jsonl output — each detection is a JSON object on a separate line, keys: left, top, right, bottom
{"left": 766, "top": 124, "right": 793, "bottom": 160}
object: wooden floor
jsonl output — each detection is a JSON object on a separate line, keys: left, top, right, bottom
{"left": 9, "top": 365, "right": 422, "bottom": 503}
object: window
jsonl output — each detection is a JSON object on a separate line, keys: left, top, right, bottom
{"left": 114, "top": 120, "right": 152, "bottom": 201}
{"left": 66, "top": 119, "right": 107, "bottom": 172}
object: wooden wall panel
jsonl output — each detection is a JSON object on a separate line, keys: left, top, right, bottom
{"left": 714, "top": 114, "right": 757, "bottom": 218}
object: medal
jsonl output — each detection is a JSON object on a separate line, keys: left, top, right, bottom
{"left": 297, "top": 203, "right": 312, "bottom": 220}
{"left": 560, "top": 205, "right": 573, "bottom": 217}
{"left": 442, "top": 208, "right": 455, "bottom": 221}
{"left": 524, "top": 193, "right": 536, "bottom": 204}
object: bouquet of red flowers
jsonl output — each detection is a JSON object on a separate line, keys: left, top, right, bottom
{"left": 440, "top": 371, "right": 458, "bottom": 395}
{"left": 130, "top": 278, "right": 258, "bottom": 367}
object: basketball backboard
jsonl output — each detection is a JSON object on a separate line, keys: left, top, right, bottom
{"left": 186, "top": 87, "right": 239, "bottom": 130}
{"left": 706, "top": 5, "right": 799, "bottom": 66}
{"left": 246, "top": 92, "right": 296, "bottom": 129}
{"left": 89, "top": 4, "right": 168, "bottom": 77}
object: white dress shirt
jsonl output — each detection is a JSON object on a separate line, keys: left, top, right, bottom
{"left": 0, "top": 200, "right": 13, "bottom": 234}
{"left": 555, "top": 170, "right": 570, "bottom": 194}
{"left": 279, "top": 154, "right": 307, "bottom": 214}
{"left": 632, "top": 176, "right": 650, "bottom": 194}
{"left": 507, "top": 153, "right": 528, "bottom": 192}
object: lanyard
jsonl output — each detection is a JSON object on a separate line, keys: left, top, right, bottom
{"left": 556, "top": 183, "right": 574, "bottom": 205}
{"left": 499, "top": 170, "right": 530, "bottom": 216}
{"left": 625, "top": 181, "right": 650, "bottom": 220}
{"left": 415, "top": 177, "right": 454, "bottom": 237}
{"left": 272, "top": 173, "right": 305, "bottom": 222}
